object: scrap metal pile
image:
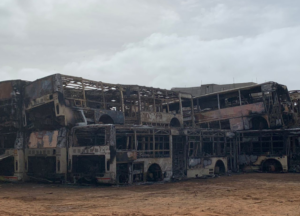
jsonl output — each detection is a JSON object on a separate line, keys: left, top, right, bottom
{"left": 0, "top": 74, "right": 299, "bottom": 184}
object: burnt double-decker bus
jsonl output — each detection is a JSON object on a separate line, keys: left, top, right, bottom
{"left": 24, "top": 74, "right": 192, "bottom": 129}
{"left": 190, "top": 82, "right": 295, "bottom": 130}
{"left": 0, "top": 80, "right": 28, "bottom": 182}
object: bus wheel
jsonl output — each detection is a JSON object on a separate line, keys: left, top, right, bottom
{"left": 214, "top": 160, "right": 226, "bottom": 175}
{"left": 262, "top": 159, "right": 282, "bottom": 172}
{"left": 147, "top": 164, "right": 162, "bottom": 181}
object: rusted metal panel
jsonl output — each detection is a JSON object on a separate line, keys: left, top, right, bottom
{"left": 229, "top": 118, "right": 244, "bottom": 131}
{"left": 0, "top": 80, "right": 28, "bottom": 130}
{"left": 261, "top": 83, "right": 276, "bottom": 92}
{"left": 194, "top": 102, "right": 265, "bottom": 123}
{"left": 0, "top": 82, "right": 13, "bottom": 99}
{"left": 140, "top": 111, "right": 183, "bottom": 125}
{"left": 27, "top": 128, "right": 67, "bottom": 149}
{"left": 28, "top": 131, "right": 59, "bottom": 148}
{"left": 25, "top": 75, "right": 54, "bottom": 101}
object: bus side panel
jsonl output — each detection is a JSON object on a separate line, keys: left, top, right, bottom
{"left": 195, "top": 102, "right": 265, "bottom": 123}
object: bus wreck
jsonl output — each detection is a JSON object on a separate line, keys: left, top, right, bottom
{"left": 69, "top": 124, "right": 175, "bottom": 184}
{"left": 184, "top": 129, "right": 233, "bottom": 178}
{"left": 25, "top": 128, "right": 68, "bottom": 182}
{"left": 0, "top": 80, "right": 28, "bottom": 182}
{"left": 192, "top": 82, "right": 295, "bottom": 130}
{"left": 24, "top": 74, "right": 192, "bottom": 129}
{"left": 236, "top": 130, "right": 288, "bottom": 172}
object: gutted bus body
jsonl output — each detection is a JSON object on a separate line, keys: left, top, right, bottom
{"left": 286, "top": 128, "right": 300, "bottom": 172}
{"left": 0, "top": 80, "right": 28, "bottom": 182}
{"left": 123, "top": 86, "right": 192, "bottom": 127}
{"left": 0, "top": 80, "right": 27, "bottom": 129}
{"left": 0, "top": 132, "right": 24, "bottom": 181}
{"left": 116, "top": 126, "right": 174, "bottom": 184}
{"left": 184, "top": 129, "right": 232, "bottom": 178}
{"left": 192, "top": 82, "right": 295, "bottom": 130}
{"left": 24, "top": 74, "right": 192, "bottom": 129}
{"left": 24, "top": 74, "right": 120, "bottom": 129}
{"left": 69, "top": 125, "right": 175, "bottom": 184}
{"left": 289, "top": 90, "right": 300, "bottom": 126}
{"left": 236, "top": 130, "right": 288, "bottom": 172}
{"left": 68, "top": 125, "right": 116, "bottom": 184}
{"left": 25, "top": 128, "right": 67, "bottom": 182}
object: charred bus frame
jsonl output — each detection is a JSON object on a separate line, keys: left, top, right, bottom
{"left": 0, "top": 80, "right": 28, "bottom": 182}
{"left": 69, "top": 124, "right": 176, "bottom": 184}
{"left": 24, "top": 74, "right": 192, "bottom": 129}
{"left": 289, "top": 90, "right": 300, "bottom": 126}
{"left": 24, "top": 128, "right": 68, "bottom": 182}
{"left": 191, "top": 82, "right": 295, "bottom": 130}
{"left": 235, "top": 129, "right": 290, "bottom": 172}
{"left": 184, "top": 129, "right": 232, "bottom": 178}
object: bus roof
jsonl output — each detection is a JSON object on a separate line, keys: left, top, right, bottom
{"left": 194, "top": 81, "right": 288, "bottom": 99}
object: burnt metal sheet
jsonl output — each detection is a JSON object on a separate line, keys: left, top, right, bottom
{"left": 25, "top": 75, "right": 54, "bottom": 101}
{"left": 28, "top": 130, "right": 59, "bottom": 148}
{"left": 229, "top": 118, "right": 244, "bottom": 131}
{"left": 261, "top": 83, "right": 276, "bottom": 92}
{"left": 194, "top": 102, "right": 265, "bottom": 123}
{"left": 140, "top": 111, "right": 183, "bottom": 125}
{"left": 0, "top": 82, "right": 13, "bottom": 99}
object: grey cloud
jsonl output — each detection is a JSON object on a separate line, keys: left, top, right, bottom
{"left": 0, "top": 0, "right": 299, "bottom": 90}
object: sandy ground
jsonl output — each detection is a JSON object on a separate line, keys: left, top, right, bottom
{"left": 1, "top": 173, "right": 300, "bottom": 216}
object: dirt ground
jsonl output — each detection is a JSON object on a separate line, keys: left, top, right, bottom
{"left": 1, "top": 173, "right": 300, "bottom": 216}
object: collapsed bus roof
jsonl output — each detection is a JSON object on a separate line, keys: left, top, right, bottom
{"left": 26, "top": 73, "right": 192, "bottom": 100}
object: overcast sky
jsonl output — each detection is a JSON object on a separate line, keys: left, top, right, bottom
{"left": 0, "top": 0, "right": 299, "bottom": 90}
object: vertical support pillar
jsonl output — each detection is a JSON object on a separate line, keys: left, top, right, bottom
{"left": 152, "top": 130, "right": 155, "bottom": 158}
{"left": 165, "top": 91, "right": 169, "bottom": 113}
{"left": 238, "top": 90, "right": 242, "bottom": 106}
{"left": 270, "top": 133, "right": 273, "bottom": 154}
{"left": 137, "top": 87, "right": 142, "bottom": 125}
{"left": 153, "top": 90, "right": 156, "bottom": 112}
{"left": 100, "top": 82, "right": 106, "bottom": 109}
{"left": 217, "top": 94, "right": 220, "bottom": 110}
{"left": 196, "top": 98, "right": 200, "bottom": 112}
{"left": 179, "top": 93, "right": 183, "bottom": 115}
{"left": 81, "top": 78, "right": 87, "bottom": 107}
{"left": 134, "top": 130, "right": 137, "bottom": 151}
{"left": 190, "top": 98, "right": 195, "bottom": 127}
{"left": 119, "top": 86, "right": 125, "bottom": 113}
{"left": 233, "top": 136, "right": 237, "bottom": 172}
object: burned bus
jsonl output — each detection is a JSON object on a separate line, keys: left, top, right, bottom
{"left": 192, "top": 82, "right": 295, "bottom": 130}
{"left": 68, "top": 125, "right": 116, "bottom": 184}
{"left": 24, "top": 128, "right": 68, "bottom": 182}
{"left": 24, "top": 74, "right": 192, "bottom": 129}
{"left": 236, "top": 129, "right": 289, "bottom": 173}
{"left": 184, "top": 129, "right": 233, "bottom": 178}
{"left": 0, "top": 80, "right": 28, "bottom": 182}
{"left": 289, "top": 90, "right": 300, "bottom": 126}
{"left": 69, "top": 124, "right": 176, "bottom": 184}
